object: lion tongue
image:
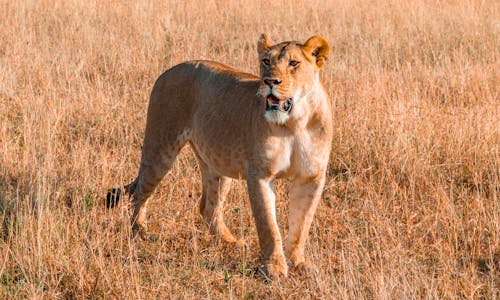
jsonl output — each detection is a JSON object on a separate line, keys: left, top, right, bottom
{"left": 267, "top": 94, "right": 282, "bottom": 106}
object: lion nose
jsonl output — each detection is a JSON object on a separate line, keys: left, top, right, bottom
{"left": 263, "top": 78, "right": 282, "bottom": 87}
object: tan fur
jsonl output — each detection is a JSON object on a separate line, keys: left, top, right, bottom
{"left": 122, "top": 35, "right": 333, "bottom": 278}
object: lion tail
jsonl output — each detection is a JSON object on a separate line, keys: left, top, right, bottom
{"left": 105, "top": 180, "right": 137, "bottom": 208}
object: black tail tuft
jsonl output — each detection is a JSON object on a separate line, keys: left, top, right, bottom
{"left": 106, "top": 188, "right": 122, "bottom": 208}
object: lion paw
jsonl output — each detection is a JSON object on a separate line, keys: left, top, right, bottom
{"left": 132, "top": 222, "right": 148, "bottom": 240}
{"left": 256, "top": 263, "right": 288, "bottom": 281}
{"left": 292, "top": 260, "right": 318, "bottom": 277}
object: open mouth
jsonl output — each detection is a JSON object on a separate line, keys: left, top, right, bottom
{"left": 265, "top": 94, "right": 293, "bottom": 112}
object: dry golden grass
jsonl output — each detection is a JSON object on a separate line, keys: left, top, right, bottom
{"left": 0, "top": 0, "right": 499, "bottom": 298}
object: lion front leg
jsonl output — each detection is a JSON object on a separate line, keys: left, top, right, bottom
{"left": 285, "top": 175, "right": 325, "bottom": 271}
{"left": 246, "top": 173, "right": 288, "bottom": 278}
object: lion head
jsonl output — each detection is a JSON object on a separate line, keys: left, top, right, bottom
{"left": 257, "top": 34, "right": 330, "bottom": 125}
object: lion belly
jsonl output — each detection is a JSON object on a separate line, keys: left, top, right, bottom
{"left": 189, "top": 137, "right": 248, "bottom": 179}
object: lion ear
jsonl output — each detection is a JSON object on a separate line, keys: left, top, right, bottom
{"left": 303, "top": 36, "right": 330, "bottom": 68}
{"left": 258, "top": 33, "right": 272, "bottom": 54}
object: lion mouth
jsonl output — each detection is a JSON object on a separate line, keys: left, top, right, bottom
{"left": 265, "top": 94, "right": 293, "bottom": 112}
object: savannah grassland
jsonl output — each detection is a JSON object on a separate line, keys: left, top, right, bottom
{"left": 0, "top": 0, "right": 499, "bottom": 298}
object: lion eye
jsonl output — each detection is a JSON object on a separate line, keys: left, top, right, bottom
{"left": 289, "top": 60, "right": 300, "bottom": 67}
{"left": 262, "top": 58, "right": 270, "bottom": 66}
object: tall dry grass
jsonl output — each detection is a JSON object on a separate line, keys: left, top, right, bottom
{"left": 0, "top": 0, "right": 498, "bottom": 298}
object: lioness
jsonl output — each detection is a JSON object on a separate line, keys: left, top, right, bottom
{"left": 107, "top": 34, "right": 332, "bottom": 278}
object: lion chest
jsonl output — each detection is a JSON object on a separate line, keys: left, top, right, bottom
{"left": 261, "top": 130, "right": 327, "bottom": 179}
{"left": 261, "top": 135, "right": 293, "bottom": 177}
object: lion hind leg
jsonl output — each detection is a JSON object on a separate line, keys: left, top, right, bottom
{"left": 199, "top": 166, "right": 243, "bottom": 246}
{"left": 130, "top": 128, "right": 190, "bottom": 237}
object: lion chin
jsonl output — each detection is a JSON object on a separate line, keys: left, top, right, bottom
{"left": 264, "top": 109, "right": 290, "bottom": 125}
